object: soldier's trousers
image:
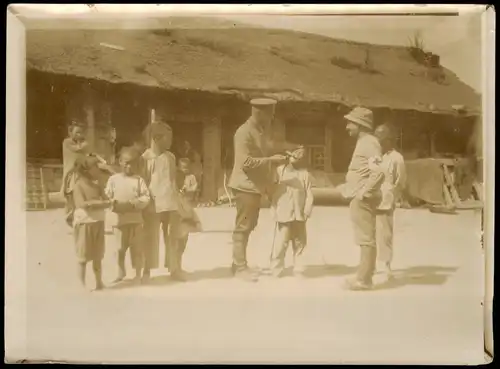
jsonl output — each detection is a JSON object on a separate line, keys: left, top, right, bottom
{"left": 231, "top": 190, "right": 262, "bottom": 272}
{"left": 349, "top": 196, "right": 379, "bottom": 284}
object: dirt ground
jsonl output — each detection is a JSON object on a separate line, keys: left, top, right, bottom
{"left": 21, "top": 206, "right": 485, "bottom": 364}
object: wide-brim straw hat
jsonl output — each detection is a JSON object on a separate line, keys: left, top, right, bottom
{"left": 344, "top": 107, "right": 374, "bottom": 131}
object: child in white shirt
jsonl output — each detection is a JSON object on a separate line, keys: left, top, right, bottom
{"left": 105, "top": 147, "right": 150, "bottom": 283}
{"left": 270, "top": 147, "right": 314, "bottom": 278}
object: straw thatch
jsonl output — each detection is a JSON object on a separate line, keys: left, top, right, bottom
{"left": 26, "top": 24, "right": 481, "bottom": 114}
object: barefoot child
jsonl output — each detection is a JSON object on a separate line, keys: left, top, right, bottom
{"left": 171, "top": 158, "right": 202, "bottom": 278}
{"left": 71, "top": 156, "right": 113, "bottom": 290}
{"left": 105, "top": 147, "right": 151, "bottom": 283}
{"left": 270, "top": 147, "right": 314, "bottom": 278}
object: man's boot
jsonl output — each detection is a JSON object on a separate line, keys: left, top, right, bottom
{"left": 345, "top": 246, "right": 377, "bottom": 291}
{"left": 232, "top": 231, "right": 258, "bottom": 282}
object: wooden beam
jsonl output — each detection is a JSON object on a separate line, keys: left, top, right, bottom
{"left": 201, "top": 117, "right": 222, "bottom": 202}
{"left": 325, "top": 121, "right": 333, "bottom": 172}
{"left": 442, "top": 164, "right": 462, "bottom": 206}
{"left": 429, "top": 131, "right": 437, "bottom": 157}
{"left": 84, "top": 103, "right": 96, "bottom": 152}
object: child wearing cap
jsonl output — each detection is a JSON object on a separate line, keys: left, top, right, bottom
{"left": 105, "top": 147, "right": 151, "bottom": 284}
{"left": 269, "top": 147, "right": 314, "bottom": 278}
{"left": 71, "top": 155, "right": 113, "bottom": 291}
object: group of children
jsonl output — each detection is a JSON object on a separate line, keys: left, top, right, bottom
{"left": 64, "top": 121, "right": 200, "bottom": 291}
{"left": 62, "top": 117, "right": 404, "bottom": 291}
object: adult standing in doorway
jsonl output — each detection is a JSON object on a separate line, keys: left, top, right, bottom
{"left": 228, "top": 98, "right": 301, "bottom": 282}
{"left": 341, "top": 107, "right": 385, "bottom": 291}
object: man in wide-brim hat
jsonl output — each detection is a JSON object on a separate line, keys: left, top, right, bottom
{"left": 228, "top": 97, "right": 302, "bottom": 282}
{"left": 341, "top": 106, "right": 385, "bottom": 291}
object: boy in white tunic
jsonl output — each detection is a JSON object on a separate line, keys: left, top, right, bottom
{"left": 270, "top": 147, "right": 314, "bottom": 278}
{"left": 141, "top": 122, "right": 182, "bottom": 282}
{"left": 105, "top": 147, "right": 151, "bottom": 283}
{"left": 374, "top": 124, "right": 406, "bottom": 280}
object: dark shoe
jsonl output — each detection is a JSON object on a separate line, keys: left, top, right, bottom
{"left": 343, "top": 277, "right": 373, "bottom": 291}
{"left": 235, "top": 268, "right": 258, "bottom": 282}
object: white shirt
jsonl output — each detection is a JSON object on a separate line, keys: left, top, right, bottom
{"left": 377, "top": 149, "right": 406, "bottom": 211}
{"left": 142, "top": 148, "right": 179, "bottom": 213}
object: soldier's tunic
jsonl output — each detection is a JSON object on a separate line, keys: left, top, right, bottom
{"left": 228, "top": 118, "right": 273, "bottom": 271}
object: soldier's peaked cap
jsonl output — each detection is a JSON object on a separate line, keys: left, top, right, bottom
{"left": 250, "top": 98, "right": 277, "bottom": 109}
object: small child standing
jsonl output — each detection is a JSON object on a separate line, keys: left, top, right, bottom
{"left": 171, "top": 158, "right": 202, "bottom": 278}
{"left": 71, "top": 156, "right": 113, "bottom": 291}
{"left": 270, "top": 147, "right": 314, "bottom": 278}
{"left": 178, "top": 158, "right": 199, "bottom": 205}
{"left": 105, "top": 147, "right": 151, "bottom": 284}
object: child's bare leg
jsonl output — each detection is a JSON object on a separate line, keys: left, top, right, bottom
{"left": 176, "top": 236, "right": 188, "bottom": 273}
{"left": 114, "top": 249, "right": 127, "bottom": 283}
{"left": 291, "top": 222, "right": 307, "bottom": 277}
{"left": 77, "top": 262, "right": 86, "bottom": 287}
{"left": 141, "top": 213, "right": 160, "bottom": 281}
{"left": 271, "top": 223, "right": 291, "bottom": 277}
{"left": 160, "top": 212, "right": 172, "bottom": 270}
{"left": 113, "top": 227, "right": 127, "bottom": 282}
{"left": 92, "top": 259, "right": 104, "bottom": 290}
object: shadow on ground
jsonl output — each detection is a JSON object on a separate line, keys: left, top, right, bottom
{"left": 301, "top": 264, "right": 357, "bottom": 278}
{"left": 373, "top": 265, "right": 458, "bottom": 291}
{"left": 106, "top": 267, "right": 234, "bottom": 290}
{"left": 187, "top": 267, "right": 233, "bottom": 282}
{"left": 103, "top": 265, "right": 457, "bottom": 291}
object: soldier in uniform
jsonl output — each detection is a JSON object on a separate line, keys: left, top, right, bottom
{"left": 228, "top": 98, "right": 301, "bottom": 282}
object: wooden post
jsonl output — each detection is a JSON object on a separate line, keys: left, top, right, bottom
{"left": 430, "top": 131, "right": 437, "bottom": 157}
{"left": 325, "top": 121, "right": 333, "bottom": 173}
{"left": 83, "top": 86, "right": 96, "bottom": 153}
{"left": 144, "top": 107, "right": 155, "bottom": 144}
{"left": 201, "top": 117, "right": 222, "bottom": 202}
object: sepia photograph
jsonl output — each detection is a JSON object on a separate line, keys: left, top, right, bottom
{"left": 5, "top": 4, "right": 494, "bottom": 364}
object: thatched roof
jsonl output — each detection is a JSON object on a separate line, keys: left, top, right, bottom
{"left": 26, "top": 23, "right": 481, "bottom": 114}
